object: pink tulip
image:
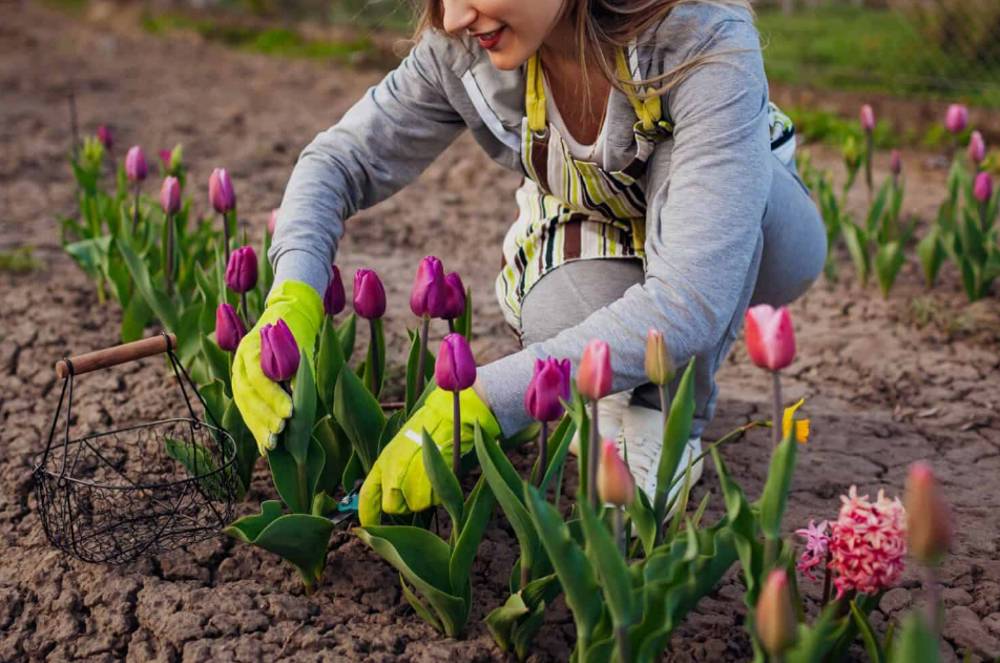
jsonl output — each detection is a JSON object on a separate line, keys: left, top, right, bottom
{"left": 968, "top": 131, "right": 986, "bottom": 166}
{"left": 208, "top": 167, "right": 236, "bottom": 214}
{"left": 324, "top": 264, "right": 346, "bottom": 317}
{"left": 353, "top": 269, "right": 386, "bottom": 320}
{"left": 158, "top": 149, "right": 172, "bottom": 170}
{"left": 945, "top": 104, "right": 968, "bottom": 134}
{"left": 890, "top": 150, "right": 902, "bottom": 177}
{"left": 906, "top": 462, "right": 951, "bottom": 565}
{"left": 260, "top": 319, "right": 300, "bottom": 382}
{"left": 860, "top": 104, "right": 875, "bottom": 132}
{"left": 96, "top": 125, "right": 113, "bottom": 151}
{"left": 974, "top": 172, "right": 993, "bottom": 204}
{"left": 596, "top": 439, "right": 635, "bottom": 507}
{"left": 435, "top": 333, "right": 477, "bottom": 392}
{"left": 215, "top": 303, "right": 246, "bottom": 352}
{"left": 577, "top": 339, "right": 612, "bottom": 401}
{"left": 159, "top": 176, "right": 181, "bottom": 216}
{"left": 744, "top": 304, "right": 796, "bottom": 372}
{"left": 225, "top": 246, "right": 258, "bottom": 294}
{"left": 442, "top": 272, "right": 466, "bottom": 320}
{"left": 267, "top": 209, "right": 279, "bottom": 235}
{"left": 125, "top": 146, "right": 147, "bottom": 182}
{"left": 755, "top": 570, "right": 798, "bottom": 656}
{"left": 409, "top": 255, "right": 448, "bottom": 319}
{"left": 524, "top": 357, "right": 571, "bottom": 422}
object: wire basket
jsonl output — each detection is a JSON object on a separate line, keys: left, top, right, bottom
{"left": 33, "top": 333, "right": 239, "bottom": 565}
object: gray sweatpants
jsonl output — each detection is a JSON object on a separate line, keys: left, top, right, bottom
{"left": 518, "top": 157, "right": 825, "bottom": 436}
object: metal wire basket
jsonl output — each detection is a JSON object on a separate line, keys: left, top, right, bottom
{"left": 33, "top": 333, "right": 239, "bottom": 565}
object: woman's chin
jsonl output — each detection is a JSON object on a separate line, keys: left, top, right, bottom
{"left": 485, "top": 48, "right": 531, "bottom": 71}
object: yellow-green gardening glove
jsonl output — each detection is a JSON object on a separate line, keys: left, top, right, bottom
{"left": 232, "top": 280, "right": 324, "bottom": 454}
{"left": 359, "top": 386, "right": 501, "bottom": 526}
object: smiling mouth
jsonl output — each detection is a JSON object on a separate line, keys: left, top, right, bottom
{"left": 474, "top": 26, "right": 505, "bottom": 50}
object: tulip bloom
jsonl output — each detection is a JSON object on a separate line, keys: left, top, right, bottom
{"left": 410, "top": 255, "right": 448, "bottom": 319}
{"left": 159, "top": 176, "right": 181, "bottom": 215}
{"left": 890, "top": 150, "right": 902, "bottom": 178}
{"left": 125, "top": 146, "right": 147, "bottom": 182}
{"left": 905, "top": 462, "right": 951, "bottom": 565}
{"left": 324, "top": 265, "right": 346, "bottom": 317}
{"left": 744, "top": 304, "right": 796, "bottom": 372}
{"left": 353, "top": 269, "right": 386, "bottom": 320}
{"left": 267, "top": 209, "right": 278, "bottom": 235}
{"left": 945, "top": 104, "right": 968, "bottom": 135}
{"left": 973, "top": 172, "right": 993, "bottom": 204}
{"left": 577, "top": 339, "right": 612, "bottom": 401}
{"left": 644, "top": 329, "right": 674, "bottom": 386}
{"left": 968, "top": 131, "right": 986, "bottom": 166}
{"left": 96, "top": 125, "right": 113, "bottom": 151}
{"left": 260, "top": 319, "right": 300, "bottom": 382}
{"left": 524, "top": 357, "right": 571, "bottom": 422}
{"left": 597, "top": 439, "right": 635, "bottom": 507}
{"left": 208, "top": 167, "right": 236, "bottom": 214}
{"left": 860, "top": 104, "right": 875, "bottom": 132}
{"left": 442, "top": 272, "right": 466, "bottom": 320}
{"left": 225, "top": 246, "right": 258, "bottom": 294}
{"left": 755, "top": 570, "right": 798, "bottom": 656}
{"left": 435, "top": 333, "right": 477, "bottom": 393}
{"left": 215, "top": 303, "right": 246, "bottom": 352}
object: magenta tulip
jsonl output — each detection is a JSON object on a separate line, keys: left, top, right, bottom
{"left": 324, "top": 264, "right": 346, "bottom": 317}
{"left": 267, "top": 209, "right": 278, "bottom": 235}
{"left": 945, "top": 104, "right": 968, "bottom": 135}
{"left": 225, "top": 246, "right": 258, "bottom": 294}
{"left": 973, "top": 172, "right": 993, "bottom": 204}
{"left": 208, "top": 167, "right": 236, "bottom": 214}
{"left": 859, "top": 104, "right": 875, "bottom": 132}
{"left": 96, "top": 125, "right": 113, "bottom": 151}
{"left": 577, "top": 339, "right": 612, "bottom": 401}
{"left": 215, "top": 303, "right": 246, "bottom": 352}
{"left": 524, "top": 357, "right": 571, "bottom": 422}
{"left": 435, "top": 333, "right": 477, "bottom": 392}
{"left": 260, "top": 319, "right": 300, "bottom": 382}
{"left": 744, "top": 304, "right": 796, "bottom": 372}
{"left": 968, "top": 131, "right": 986, "bottom": 165}
{"left": 442, "top": 272, "right": 467, "bottom": 320}
{"left": 353, "top": 269, "right": 386, "bottom": 319}
{"left": 159, "top": 176, "right": 181, "bottom": 215}
{"left": 890, "top": 150, "right": 902, "bottom": 177}
{"left": 409, "top": 256, "right": 448, "bottom": 318}
{"left": 125, "top": 146, "right": 147, "bottom": 182}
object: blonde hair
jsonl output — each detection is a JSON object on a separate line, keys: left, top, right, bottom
{"left": 411, "top": 0, "right": 754, "bottom": 97}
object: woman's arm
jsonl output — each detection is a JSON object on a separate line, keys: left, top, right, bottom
{"left": 269, "top": 32, "right": 468, "bottom": 296}
{"left": 478, "top": 17, "right": 773, "bottom": 435}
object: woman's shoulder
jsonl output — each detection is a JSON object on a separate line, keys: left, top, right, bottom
{"left": 639, "top": 2, "right": 760, "bottom": 72}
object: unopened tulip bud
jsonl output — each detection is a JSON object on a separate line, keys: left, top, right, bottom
{"left": 744, "top": 304, "right": 796, "bottom": 371}
{"left": 353, "top": 269, "right": 386, "bottom": 319}
{"left": 860, "top": 104, "right": 875, "bottom": 132}
{"left": 435, "top": 333, "right": 477, "bottom": 392}
{"left": 644, "top": 329, "right": 674, "bottom": 386}
{"left": 756, "top": 569, "right": 799, "bottom": 656}
{"left": 945, "top": 104, "right": 968, "bottom": 135}
{"left": 597, "top": 439, "right": 635, "bottom": 507}
{"left": 524, "top": 357, "right": 571, "bottom": 422}
{"left": 260, "top": 319, "right": 300, "bottom": 382}
{"left": 409, "top": 255, "right": 448, "bottom": 318}
{"left": 974, "top": 172, "right": 993, "bottom": 204}
{"left": 267, "top": 209, "right": 278, "bottom": 235}
{"left": 442, "top": 272, "right": 466, "bottom": 320}
{"left": 96, "top": 125, "right": 113, "bottom": 151}
{"left": 215, "top": 303, "right": 246, "bottom": 352}
{"left": 159, "top": 176, "right": 181, "bottom": 215}
{"left": 125, "top": 146, "right": 148, "bottom": 182}
{"left": 208, "top": 167, "right": 236, "bottom": 214}
{"left": 905, "top": 462, "right": 952, "bottom": 565}
{"left": 968, "top": 131, "right": 986, "bottom": 166}
{"left": 577, "top": 339, "right": 612, "bottom": 401}
{"left": 225, "top": 246, "right": 258, "bottom": 294}
{"left": 890, "top": 150, "right": 902, "bottom": 177}
{"left": 324, "top": 264, "right": 346, "bottom": 317}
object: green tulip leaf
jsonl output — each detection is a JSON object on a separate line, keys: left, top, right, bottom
{"left": 268, "top": 438, "right": 325, "bottom": 514}
{"left": 421, "top": 430, "right": 465, "bottom": 530}
{"left": 627, "top": 487, "right": 658, "bottom": 557}
{"left": 449, "top": 476, "right": 495, "bottom": 594}
{"left": 117, "top": 236, "right": 179, "bottom": 331}
{"left": 316, "top": 317, "right": 345, "bottom": 411}
{"left": 579, "top": 501, "right": 637, "bottom": 632}
{"left": 538, "top": 415, "right": 575, "bottom": 493}
{"left": 222, "top": 398, "right": 258, "bottom": 494}
{"left": 201, "top": 335, "right": 231, "bottom": 387}
{"left": 164, "top": 437, "right": 236, "bottom": 501}
{"left": 757, "top": 427, "right": 798, "bottom": 541}
{"left": 337, "top": 313, "right": 357, "bottom": 362}
{"left": 333, "top": 365, "right": 386, "bottom": 473}
{"left": 655, "top": 360, "right": 696, "bottom": 521}
{"left": 198, "top": 379, "right": 227, "bottom": 427}
{"left": 850, "top": 599, "right": 886, "bottom": 663}
{"left": 405, "top": 328, "right": 436, "bottom": 416}
{"left": 286, "top": 359, "right": 317, "bottom": 466}
{"left": 400, "top": 575, "right": 444, "bottom": 633}
{"left": 120, "top": 295, "right": 152, "bottom": 343}
{"left": 313, "top": 416, "right": 350, "bottom": 497}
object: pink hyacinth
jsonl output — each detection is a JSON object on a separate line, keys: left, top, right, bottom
{"left": 795, "top": 519, "right": 830, "bottom": 581}
{"left": 828, "top": 486, "right": 906, "bottom": 599}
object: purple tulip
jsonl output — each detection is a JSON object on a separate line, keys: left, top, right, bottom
{"left": 125, "top": 146, "right": 147, "bottom": 182}
{"left": 973, "top": 172, "right": 993, "bottom": 204}
{"left": 524, "top": 357, "right": 571, "bottom": 422}
{"left": 968, "top": 131, "right": 986, "bottom": 166}
{"left": 158, "top": 149, "right": 172, "bottom": 170}
{"left": 260, "top": 319, "right": 300, "bottom": 382}
{"left": 225, "top": 246, "right": 258, "bottom": 293}
{"left": 324, "top": 264, "right": 346, "bottom": 316}
{"left": 267, "top": 209, "right": 278, "bottom": 235}
{"left": 859, "top": 104, "right": 875, "bottom": 132}
{"left": 945, "top": 104, "right": 968, "bottom": 135}
{"left": 209, "top": 167, "right": 236, "bottom": 214}
{"left": 435, "top": 332, "right": 477, "bottom": 392}
{"left": 96, "top": 125, "right": 113, "bottom": 151}
{"left": 215, "top": 303, "right": 246, "bottom": 352}
{"left": 409, "top": 255, "right": 448, "bottom": 318}
{"left": 159, "top": 176, "right": 181, "bottom": 215}
{"left": 353, "top": 269, "right": 386, "bottom": 319}
{"left": 890, "top": 150, "right": 902, "bottom": 177}
{"left": 442, "top": 272, "right": 466, "bottom": 320}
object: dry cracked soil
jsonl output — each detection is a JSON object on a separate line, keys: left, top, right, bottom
{"left": 1, "top": 2, "right": 1000, "bottom": 661}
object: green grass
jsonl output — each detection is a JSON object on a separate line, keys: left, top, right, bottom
{"left": 757, "top": 5, "right": 1000, "bottom": 108}
{"left": 0, "top": 246, "right": 41, "bottom": 274}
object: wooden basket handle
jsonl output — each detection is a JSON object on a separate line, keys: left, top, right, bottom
{"left": 55, "top": 333, "right": 179, "bottom": 379}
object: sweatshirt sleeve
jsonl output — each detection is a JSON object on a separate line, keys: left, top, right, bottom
{"left": 269, "top": 33, "right": 467, "bottom": 296}
{"left": 477, "top": 18, "right": 772, "bottom": 436}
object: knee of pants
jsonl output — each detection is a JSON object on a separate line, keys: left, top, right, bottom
{"left": 751, "top": 159, "right": 827, "bottom": 307}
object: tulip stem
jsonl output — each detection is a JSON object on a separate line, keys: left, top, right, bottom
{"left": 447, "top": 318, "right": 455, "bottom": 334}
{"left": 131, "top": 183, "right": 140, "bottom": 232}
{"left": 771, "top": 370, "right": 783, "bottom": 448}
{"left": 923, "top": 565, "right": 941, "bottom": 636}
{"left": 613, "top": 507, "right": 625, "bottom": 557}
{"left": 452, "top": 390, "right": 462, "bottom": 475}
{"left": 821, "top": 549, "right": 833, "bottom": 606}
{"left": 165, "top": 212, "right": 174, "bottom": 296}
{"left": 534, "top": 421, "right": 549, "bottom": 487}
{"left": 368, "top": 319, "right": 381, "bottom": 397}
{"left": 222, "top": 211, "right": 232, "bottom": 264}
{"left": 614, "top": 624, "right": 630, "bottom": 663}
{"left": 416, "top": 316, "right": 430, "bottom": 397}
{"left": 240, "top": 292, "right": 249, "bottom": 326}
{"left": 864, "top": 130, "right": 874, "bottom": 204}
{"left": 588, "top": 399, "right": 600, "bottom": 509}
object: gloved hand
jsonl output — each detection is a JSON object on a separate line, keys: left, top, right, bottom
{"left": 232, "top": 279, "right": 324, "bottom": 455}
{"left": 359, "top": 386, "right": 501, "bottom": 526}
